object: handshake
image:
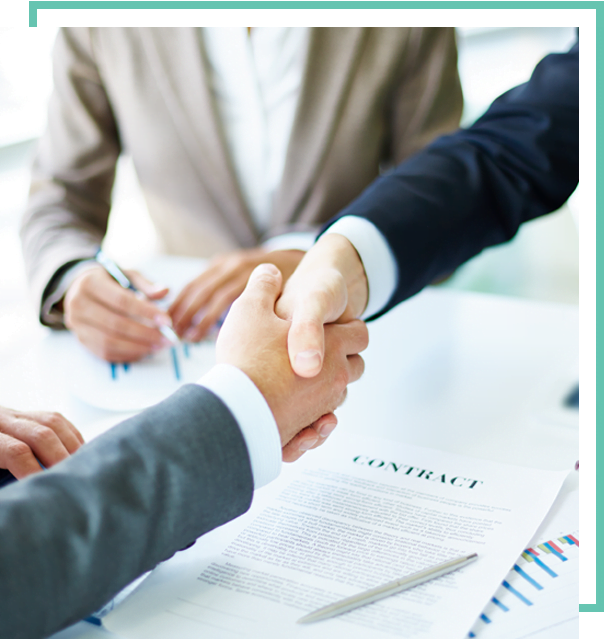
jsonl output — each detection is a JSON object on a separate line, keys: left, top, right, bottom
{"left": 215, "top": 233, "right": 370, "bottom": 463}
{"left": 0, "top": 235, "right": 370, "bottom": 479}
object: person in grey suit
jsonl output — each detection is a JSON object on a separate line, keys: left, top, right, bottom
{"left": 0, "top": 264, "right": 368, "bottom": 639}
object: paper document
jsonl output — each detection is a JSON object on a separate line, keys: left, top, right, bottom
{"left": 104, "top": 432, "right": 568, "bottom": 639}
{"left": 470, "top": 489, "right": 578, "bottom": 639}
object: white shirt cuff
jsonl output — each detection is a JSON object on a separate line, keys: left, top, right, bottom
{"left": 262, "top": 231, "right": 316, "bottom": 253}
{"left": 324, "top": 216, "right": 398, "bottom": 319}
{"left": 197, "top": 364, "right": 282, "bottom": 489}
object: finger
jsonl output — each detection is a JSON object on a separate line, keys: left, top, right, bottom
{"left": 126, "top": 270, "right": 169, "bottom": 301}
{"left": 346, "top": 353, "right": 365, "bottom": 384}
{"left": 6, "top": 419, "right": 71, "bottom": 469}
{"left": 25, "top": 411, "right": 85, "bottom": 451}
{"left": 282, "top": 414, "right": 338, "bottom": 463}
{"left": 184, "top": 276, "right": 247, "bottom": 342}
{"left": 169, "top": 265, "right": 232, "bottom": 332}
{"left": 72, "top": 298, "right": 169, "bottom": 349}
{"left": 286, "top": 291, "right": 331, "bottom": 377}
{"left": 74, "top": 323, "right": 157, "bottom": 363}
{"left": 0, "top": 433, "right": 42, "bottom": 479}
{"left": 234, "top": 264, "right": 283, "bottom": 313}
{"left": 89, "top": 272, "right": 171, "bottom": 326}
{"left": 325, "top": 319, "right": 370, "bottom": 356}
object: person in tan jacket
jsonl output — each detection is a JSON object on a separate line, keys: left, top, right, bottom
{"left": 21, "top": 27, "right": 462, "bottom": 363}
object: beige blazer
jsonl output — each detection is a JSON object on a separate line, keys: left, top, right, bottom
{"left": 21, "top": 27, "right": 463, "bottom": 324}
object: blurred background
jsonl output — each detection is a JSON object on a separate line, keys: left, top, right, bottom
{"left": 0, "top": 26, "right": 578, "bottom": 345}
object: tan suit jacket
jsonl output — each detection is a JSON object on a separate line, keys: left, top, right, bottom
{"left": 21, "top": 27, "right": 462, "bottom": 324}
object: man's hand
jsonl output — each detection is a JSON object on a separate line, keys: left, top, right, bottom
{"left": 169, "top": 248, "right": 305, "bottom": 342}
{"left": 0, "top": 407, "right": 84, "bottom": 479}
{"left": 64, "top": 266, "right": 172, "bottom": 363}
{"left": 276, "top": 233, "right": 369, "bottom": 378}
{"left": 216, "top": 263, "right": 368, "bottom": 461}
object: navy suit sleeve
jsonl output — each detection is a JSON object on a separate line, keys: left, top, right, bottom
{"left": 329, "top": 43, "right": 578, "bottom": 319}
{"left": 0, "top": 385, "right": 253, "bottom": 638}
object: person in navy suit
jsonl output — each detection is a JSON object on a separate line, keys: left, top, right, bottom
{"left": 278, "top": 42, "right": 579, "bottom": 378}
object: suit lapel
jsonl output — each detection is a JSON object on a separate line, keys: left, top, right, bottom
{"left": 139, "top": 28, "right": 259, "bottom": 247}
{"left": 272, "top": 28, "right": 367, "bottom": 228}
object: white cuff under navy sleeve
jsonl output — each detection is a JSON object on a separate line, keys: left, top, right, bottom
{"left": 197, "top": 364, "right": 282, "bottom": 489}
{"left": 324, "top": 216, "right": 398, "bottom": 319}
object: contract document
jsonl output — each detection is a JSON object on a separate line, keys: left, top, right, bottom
{"left": 104, "top": 432, "right": 568, "bottom": 639}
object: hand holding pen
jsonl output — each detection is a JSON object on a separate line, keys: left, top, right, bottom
{"left": 63, "top": 250, "right": 176, "bottom": 363}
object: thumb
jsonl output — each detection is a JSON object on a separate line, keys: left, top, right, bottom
{"left": 287, "top": 295, "right": 328, "bottom": 378}
{"left": 240, "top": 263, "right": 283, "bottom": 310}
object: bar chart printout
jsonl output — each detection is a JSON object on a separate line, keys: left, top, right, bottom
{"left": 53, "top": 334, "right": 216, "bottom": 412}
{"left": 468, "top": 530, "right": 586, "bottom": 640}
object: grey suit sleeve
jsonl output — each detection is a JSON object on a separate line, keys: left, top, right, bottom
{"left": 0, "top": 384, "right": 254, "bottom": 639}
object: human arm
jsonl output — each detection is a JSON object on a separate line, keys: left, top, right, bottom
{"left": 20, "top": 28, "right": 120, "bottom": 328}
{"left": 278, "top": 43, "right": 579, "bottom": 376}
{"left": 0, "top": 264, "right": 367, "bottom": 638}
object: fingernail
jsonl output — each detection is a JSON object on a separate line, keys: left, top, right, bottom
{"left": 151, "top": 283, "right": 168, "bottom": 293}
{"left": 295, "top": 350, "right": 321, "bottom": 374}
{"left": 299, "top": 438, "right": 318, "bottom": 451}
{"left": 160, "top": 337, "right": 172, "bottom": 347}
{"left": 155, "top": 314, "right": 172, "bottom": 327}
{"left": 319, "top": 422, "right": 337, "bottom": 438}
{"left": 184, "top": 328, "right": 198, "bottom": 341}
{"left": 254, "top": 263, "right": 280, "bottom": 276}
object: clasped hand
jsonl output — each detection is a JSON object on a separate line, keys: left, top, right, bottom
{"left": 217, "top": 263, "right": 368, "bottom": 462}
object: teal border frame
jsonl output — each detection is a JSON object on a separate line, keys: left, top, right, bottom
{"left": 29, "top": 1, "right": 604, "bottom": 632}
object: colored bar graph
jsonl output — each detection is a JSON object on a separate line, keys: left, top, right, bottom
{"left": 513, "top": 564, "right": 544, "bottom": 590}
{"left": 527, "top": 547, "right": 539, "bottom": 556}
{"left": 110, "top": 362, "right": 117, "bottom": 380}
{"left": 567, "top": 534, "right": 579, "bottom": 547}
{"left": 537, "top": 544, "right": 550, "bottom": 554}
{"left": 522, "top": 552, "right": 534, "bottom": 562}
{"left": 544, "top": 542, "right": 567, "bottom": 562}
{"left": 468, "top": 632, "right": 475, "bottom": 638}
{"left": 525, "top": 550, "right": 558, "bottom": 577}
{"left": 503, "top": 580, "right": 533, "bottom": 606}
{"left": 171, "top": 347, "right": 181, "bottom": 381}
{"left": 183, "top": 342, "right": 190, "bottom": 358}
{"left": 123, "top": 363, "right": 130, "bottom": 373}
{"left": 548, "top": 540, "right": 563, "bottom": 554}
{"left": 480, "top": 614, "right": 491, "bottom": 624}
{"left": 558, "top": 537, "right": 569, "bottom": 545}
{"left": 491, "top": 597, "right": 509, "bottom": 612}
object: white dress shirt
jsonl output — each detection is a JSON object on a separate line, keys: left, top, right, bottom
{"left": 202, "top": 27, "right": 310, "bottom": 236}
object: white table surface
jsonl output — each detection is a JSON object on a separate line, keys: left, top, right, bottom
{"left": 0, "top": 267, "right": 578, "bottom": 639}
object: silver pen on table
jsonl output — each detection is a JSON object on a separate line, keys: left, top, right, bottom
{"left": 297, "top": 552, "right": 478, "bottom": 624}
{"left": 95, "top": 249, "right": 179, "bottom": 345}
